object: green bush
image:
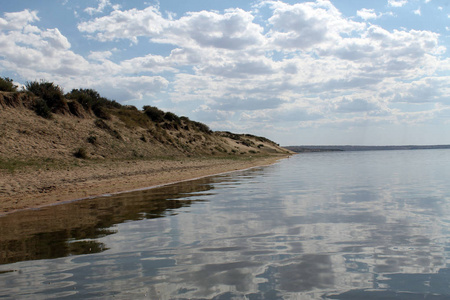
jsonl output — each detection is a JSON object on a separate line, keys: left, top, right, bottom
{"left": 191, "top": 121, "right": 212, "bottom": 134}
{"left": 66, "top": 89, "right": 100, "bottom": 109}
{"left": 66, "top": 88, "right": 120, "bottom": 118}
{"left": 144, "top": 106, "right": 165, "bottom": 122}
{"left": 164, "top": 111, "right": 181, "bottom": 123}
{"left": 112, "top": 107, "right": 151, "bottom": 128}
{"left": 26, "top": 80, "right": 66, "bottom": 112}
{"left": 92, "top": 103, "right": 111, "bottom": 120}
{"left": 34, "top": 99, "right": 52, "bottom": 119}
{"left": 0, "top": 77, "right": 17, "bottom": 92}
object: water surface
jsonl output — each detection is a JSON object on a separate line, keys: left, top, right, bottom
{"left": 1, "top": 150, "right": 450, "bottom": 299}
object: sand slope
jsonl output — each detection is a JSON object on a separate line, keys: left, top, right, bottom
{"left": 0, "top": 92, "right": 292, "bottom": 214}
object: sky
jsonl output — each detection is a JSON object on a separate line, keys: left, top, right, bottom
{"left": 1, "top": 0, "right": 449, "bottom": 146}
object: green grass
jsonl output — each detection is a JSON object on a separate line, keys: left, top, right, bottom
{"left": 0, "top": 158, "right": 56, "bottom": 173}
{"left": 0, "top": 157, "right": 88, "bottom": 173}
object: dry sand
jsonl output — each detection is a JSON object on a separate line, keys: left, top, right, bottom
{"left": 0, "top": 155, "right": 288, "bottom": 215}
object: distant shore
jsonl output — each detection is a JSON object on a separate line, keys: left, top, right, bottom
{"left": 284, "top": 145, "right": 450, "bottom": 152}
{"left": 0, "top": 155, "right": 289, "bottom": 215}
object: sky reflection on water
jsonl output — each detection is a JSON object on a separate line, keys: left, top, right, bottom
{"left": 1, "top": 150, "right": 450, "bottom": 299}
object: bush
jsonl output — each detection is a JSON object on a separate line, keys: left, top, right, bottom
{"left": 26, "top": 80, "right": 67, "bottom": 112}
{"left": 92, "top": 103, "right": 111, "bottom": 120}
{"left": 66, "top": 88, "right": 120, "bottom": 118}
{"left": 164, "top": 111, "right": 181, "bottom": 123}
{"left": 0, "top": 77, "right": 17, "bottom": 92}
{"left": 191, "top": 121, "right": 211, "bottom": 134}
{"left": 112, "top": 107, "right": 151, "bottom": 128}
{"left": 34, "top": 99, "right": 52, "bottom": 119}
{"left": 74, "top": 147, "right": 88, "bottom": 159}
{"left": 66, "top": 88, "right": 100, "bottom": 110}
{"left": 144, "top": 106, "right": 165, "bottom": 123}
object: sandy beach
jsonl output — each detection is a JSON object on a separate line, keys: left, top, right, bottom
{"left": 0, "top": 155, "right": 287, "bottom": 215}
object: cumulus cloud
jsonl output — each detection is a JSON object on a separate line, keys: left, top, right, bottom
{"left": 78, "top": 6, "right": 167, "bottom": 43}
{"left": 265, "top": 0, "right": 364, "bottom": 50}
{"left": 84, "top": 0, "right": 120, "bottom": 15}
{"left": 388, "top": 0, "right": 408, "bottom": 7}
{"left": 357, "top": 8, "right": 380, "bottom": 20}
{"left": 0, "top": 9, "right": 39, "bottom": 30}
{"left": 391, "top": 77, "right": 450, "bottom": 104}
{"left": 0, "top": 9, "right": 170, "bottom": 100}
{"left": 79, "top": 7, "right": 265, "bottom": 50}
{"left": 1, "top": 1, "right": 449, "bottom": 142}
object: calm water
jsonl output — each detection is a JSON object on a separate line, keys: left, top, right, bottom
{"left": 1, "top": 150, "right": 450, "bottom": 299}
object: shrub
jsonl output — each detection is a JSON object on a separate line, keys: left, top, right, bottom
{"left": 191, "top": 121, "right": 211, "bottom": 134}
{"left": 144, "top": 106, "right": 165, "bottom": 122}
{"left": 164, "top": 111, "right": 181, "bottom": 123}
{"left": 66, "top": 88, "right": 100, "bottom": 110}
{"left": 87, "top": 136, "right": 97, "bottom": 144}
{"left": 112, "top": 107, "right": 150, "bottom": 128}
{"left": 26, "top": 80, "right": 67, "bottom": 112}
{"left": 68, "top": 100, "right": 87, "bottom": 118}
{"left": 74, "top": 147, "right": 88, "bottom": 159}
{"left": 0, "top": 77, "right": 17, "bottom": 92}
{"left": 92, "top": 103, "right": 111, "bottom": 120}
{"left": 34, "top": 99, "right": 52, "bottom": 119}
{"left": 66, "top": 88, "right": 121, "bottom": 117}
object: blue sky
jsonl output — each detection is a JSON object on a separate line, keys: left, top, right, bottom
{"left": 1, "top": 0, "right": 449, "bottom": 145}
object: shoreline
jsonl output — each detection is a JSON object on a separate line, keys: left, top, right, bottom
{"left": 0, "top": 155, "right": 289, "bottom": 216}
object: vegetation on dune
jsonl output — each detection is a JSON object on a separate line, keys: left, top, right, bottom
{"left": 0, "top": 76, "right": 288, "bottom": 163}
{"left": 25, "top": 80, "right": 67, "bottom": 114}
{"left": 0, "top": 77, "right": 18, "bottom": 92}
{"left": 66, "top": 88, "right": 120, "bottom": 120}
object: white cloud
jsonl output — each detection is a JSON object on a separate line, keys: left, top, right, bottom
{"left": 78, "top": 6, "right": 167, "bottom": 43}
{"left": 357, "top": 8, "right": 380, "bottom": 20}
{"left": 0, "top": 9, "right": 39, "bottom": 31}
{"left": 88, "top": 50, "right": 113, "bottom": 61}
{"left": 84, "top": 0, "right": 120, "bottom": 16}
{"left": 79, "top": 7, "right": 265, "bottom": 50}
{"left": 0, "top": 9, "right": 168, "bottom": 101}
{"left": 265, "top": 1, "right": 364, "bottom": 50}
{"left": 41, "top": 28, "right": 71, "bottom": 49}
{"left": 160, "top": 9, "right": 265, "bottom": 50}
{"left": 388, "top": 0, "right": 408, "bottom": 7}
{"left": 414, "top": 7, "right": 421, "bottom": 15}
{"left": 334, "top": 98, "right": 383, "bottom": 114}
{"left": 1, "top": 2, "right": 449, "bottom": 143}
{"left": 390, "top": 77, "right": 450, "bottom": 104}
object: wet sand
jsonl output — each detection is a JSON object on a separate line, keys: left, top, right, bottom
{"left": 0, "top": 155, "right": 288, "bottom": 215}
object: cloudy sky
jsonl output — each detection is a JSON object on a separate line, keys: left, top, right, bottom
{"left": 1, "top": 0, "right": 449, "bottom": 145}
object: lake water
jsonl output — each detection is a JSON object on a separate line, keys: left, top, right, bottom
{"left": 1, "top": 149, "right": 450, "bottom": 299}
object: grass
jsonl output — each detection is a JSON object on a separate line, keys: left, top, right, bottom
{"left": 0, "top": 158, "right": 59, "bottom": 173}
